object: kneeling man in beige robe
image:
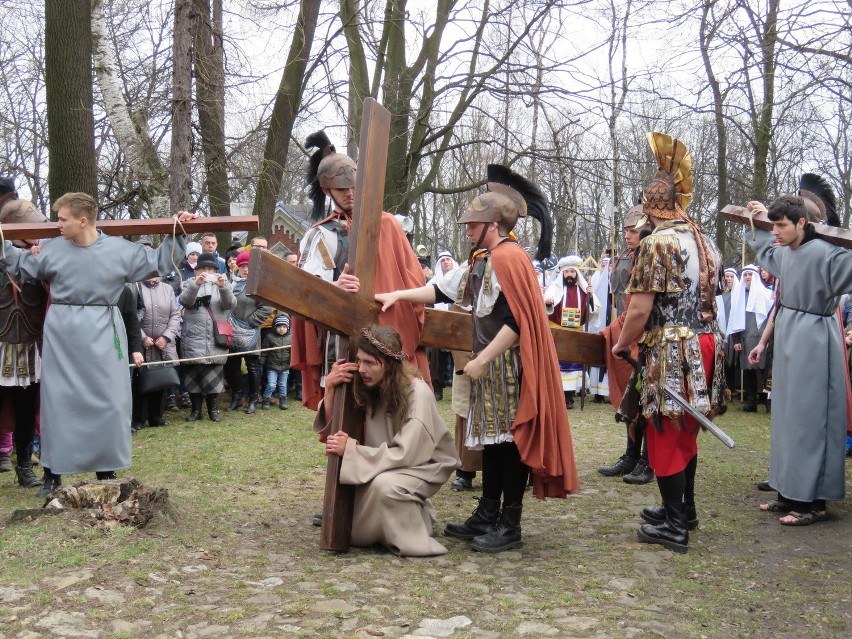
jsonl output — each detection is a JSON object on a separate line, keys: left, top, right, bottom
{"left": 316, "top": 325, "right": 460, "bottom": 556}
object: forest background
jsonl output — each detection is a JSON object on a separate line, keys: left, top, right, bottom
{"left": 1, "top": 0, "right": 850, "bottom": 265}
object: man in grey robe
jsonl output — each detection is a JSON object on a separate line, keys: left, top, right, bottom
{"left": 746, "top": 194, "right": 852, "bottom": 525}
{"left": 0, "top": 192, "right": 192, "bottom": 495}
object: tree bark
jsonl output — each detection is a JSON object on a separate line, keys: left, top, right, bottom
{"left": 45, "top": 0, "right": 98, "bottom": 205}
{"left": 749, "top": 0, "right": 780, "bottom": 201}
{"left": 193, "top": 0, "right": 229, "bottom": 223}
{"left": 91, "top": 0, "right": 169, "bottom": 218}
{"left": 700, "top": 0, "right": 731, "bottom": 256}
{"left": 171, "top": 0, "right": 193, "bottom": 214}
{"left": 252, "top": 0, "right": 321, "bottom": 234}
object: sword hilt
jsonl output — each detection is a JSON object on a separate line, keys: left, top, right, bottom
{"left": 616, "top": 351, "right": 640, "bottom": 370}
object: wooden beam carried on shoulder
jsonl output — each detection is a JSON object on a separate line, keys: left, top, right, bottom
{"left": 0, "top": 215, "right": 259, "bottom": 241}
{"left": 721, "top": 205, "right": 852, "bottom": 250}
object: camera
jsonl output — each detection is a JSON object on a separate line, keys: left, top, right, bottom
{"left": 204, "top": 274, "right": 218, "bottom": 284}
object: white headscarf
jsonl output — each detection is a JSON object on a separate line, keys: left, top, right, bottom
{"left": 727, "top": 264, "right": 774, "bottom": 336}
{"left": 543, "top": 255, "right": 600, "bottom": 320}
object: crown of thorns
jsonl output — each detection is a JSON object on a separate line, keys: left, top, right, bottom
{"left": 360, "top": 327, "right": 407, "bottom": 361}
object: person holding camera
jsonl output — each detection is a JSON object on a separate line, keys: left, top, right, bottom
{"left": 178, "top": 252, "right": 236, "bottom": 422}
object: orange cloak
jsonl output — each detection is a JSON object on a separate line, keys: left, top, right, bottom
{"left": 490, "top": 241, "right": 579, "bottom": 499}
{"left": 291, "top": 212, "right": 431, "bottom": 410}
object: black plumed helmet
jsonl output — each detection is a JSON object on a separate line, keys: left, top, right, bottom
{"left": 799, "top": 173, "right": 839, "bottom": 227}
{"left": 305, "top": 130, "right": 335, "bottom": 221}
{"left": 486, "top": 164, "right": 552, "bottom": 261}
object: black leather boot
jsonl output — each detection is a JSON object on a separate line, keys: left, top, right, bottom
{"left": 185, "top": 393, "right": 204, "bottom": 421}
{"left": 637, "top": 473, "right": 689, "bottom": 553}
{"left": 15, "top": 461, "right": 41, "bottom": 488}
{"left": 471, "top": 503, "right": 523, "bottom": 553}
{"left": 598, "top": 454, "right": 637, "bottom": 477}
{"left": 624, "top": 458, "right": 654, "bottom": 484}
{"left": 244, "top": 397, "right": 257, "bottom": 414}
{"left": 640, "top": 504, "right": 699, "bottom": 530}
{"left": 444, "top": 497, "right": 500, "bottom": 540}
{"left": 35, "top": 467, "right": 61, "bottom": 498}
{"left": 739, "top": 393, "right": 757, "bottom": 412}
{"left": 226, "top": 393, "right": 243, "bottom": 411}
{"left": 206, "top": 394, "right": 222, "bottom": 422}
{"left": 279, "top": 395, "right": 288, "bottom": 410}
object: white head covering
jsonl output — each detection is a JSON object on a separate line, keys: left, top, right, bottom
{"left": 434, "top": 250, "right": 459, "bottom": 274}
{"left": 551, "top": 255, "right": 589, "bottom": 290}
{"left": 185, "top": 241, "right": 203, "bottom": 256}
{"left": 727, "top": 263, "right": 774, "bottom": 336}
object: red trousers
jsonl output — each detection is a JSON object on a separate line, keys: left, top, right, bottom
{"left": 646, "top": 332, "right": 715, "bottom": 477}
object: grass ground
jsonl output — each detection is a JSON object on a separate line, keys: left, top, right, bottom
{"left": 1, "top": 395, "right": 850, "bottom": 638}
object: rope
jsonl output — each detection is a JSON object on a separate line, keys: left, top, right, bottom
{"left": 127, "top": 343, "right": 290, "bottom": 368}
{"left": 170, "top": 214, "right": 188, "bottom": 290}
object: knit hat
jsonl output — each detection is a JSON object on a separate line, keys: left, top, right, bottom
{"left": 195, "top": 252, "right": 218, "bottom": 270}
{"left": 274, "top": 314, "right": 291, "bottom": 329}
{"left": 186, "top": 241, "right": 203, "bottom": 256}
{"left": 235, "top": 252, "right": 251, "bottom": 267}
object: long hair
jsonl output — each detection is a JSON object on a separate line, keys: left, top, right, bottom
{"left": 351, "top": 325, "right": 421, "bottom": 430}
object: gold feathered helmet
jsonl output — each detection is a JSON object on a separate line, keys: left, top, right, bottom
{"left": 641, "top": 132, "right": 692, "bottom": 221}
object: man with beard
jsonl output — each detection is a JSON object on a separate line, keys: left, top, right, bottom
{"left": 543, "top": 256, "right": 599, "bottom": 409}
{"left": 317, "top": 325, "right": 459, "bottom": 556}
{"left": 746, "top": 189, "right": 852, "bottom": 526}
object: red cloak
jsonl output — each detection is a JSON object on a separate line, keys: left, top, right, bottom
{"left": 291, "top": 212, "right": 431, "bottom": 410}
{"left": 490, "top": 241, "right": 579, "bottom": 498}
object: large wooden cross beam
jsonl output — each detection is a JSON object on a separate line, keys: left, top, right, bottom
{"left": 245, "top": 257, "right": 606, "bottom": 366}
{"left": 721, "top": 205, "right": 852, "bottom": 249}
{"left": 0, "top": 215, "right": 259, "bottom": 241}
{"left": 245, "top": 99, "right": 605, "bottom": 552}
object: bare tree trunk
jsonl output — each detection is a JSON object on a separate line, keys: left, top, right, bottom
{"left": 91, "top": 0, "right": 169, "bottom": 218}
{"left": 171, "top": 0, "right": 193, "bottom": 213}
{"left": 701, "top": 0, "right": 731, "bottom": 256}
{"left": 45, "top": 0, "right": 98, "bottom": 204}
{"left": 341, "top": 0, "right": 370, "bottom": 158}
{"left": 192, "top": 0, "right": 229, "bottom": 221}
{"left": 749, "top": 0, "right": 780, "bottom": 201}
{"left": 252, "top": 0, "right": 321, "bottom": 234}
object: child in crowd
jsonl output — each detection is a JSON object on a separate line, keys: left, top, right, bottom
{"left": 260, "top": 314, "right": 291, "bottom": 410}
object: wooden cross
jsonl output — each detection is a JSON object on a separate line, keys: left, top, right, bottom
{"left": 0, "top": 216, "right": 259, "bottom": 241}
{"left": 721, "top": 204, "right": 852, "bottom": 249}
{"left": 245, "top": 99, "right": 605, "bottom": 552}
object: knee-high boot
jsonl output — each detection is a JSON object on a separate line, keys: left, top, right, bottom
{"left": 186, "top": 393, "right": 204, "bottom": 421}
{"left": 638, "top": 472, "right": 689, "bottom": 553}
{"left": 206, "top": 393, "right": 222, "bottom": 422}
